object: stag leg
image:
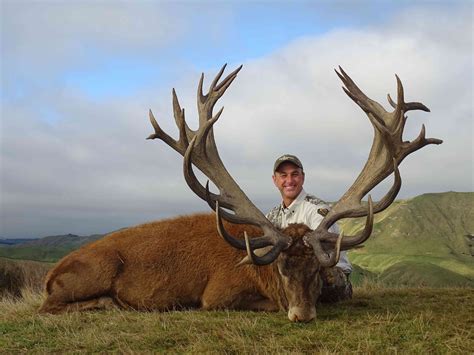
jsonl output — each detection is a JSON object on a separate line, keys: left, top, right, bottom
{"left": 201, "top": 290, "right": 278, "bottom": 312}
{"left": 200, "top": 275, "right": 278, "bottom": 311}
{"left": 236, "top": 297, "right": 280, "bottom": 312}
{"left": 39, "top": 249, "right": 125, "bottom": 314}
{"left": 39, "top": 296, "right": 118, "bottom": 314}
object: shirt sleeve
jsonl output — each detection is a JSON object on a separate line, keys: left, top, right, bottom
{"left": 305, "top": 205, "right": 324, "bottom": 230}
{"left": 330, "top": 222, "right": 352, "bottom": 272}
{"left": 307, "top": 207, "right": 341, "bottom": 235}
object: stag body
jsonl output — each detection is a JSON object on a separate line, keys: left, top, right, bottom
{"left": 40, "top": 65, "right": 441, "bottom": 322}
{"left": 40, "top": 214, "right": 321, "bottom": 322}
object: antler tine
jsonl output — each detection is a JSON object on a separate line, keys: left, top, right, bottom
{"left": 208, "top": 63, "right": 227, "bottom": 93}
{"left": 336, "top": 66, "right": 387, "bottom": 117}
{"left": 305, "top": 232, "right": 343, "bottom": 267}
{"left": 147, "top": 109, "right": 184, "bottom": 152}
{"left": 215, "top": 65, "right": 243, "bottom": 92}
{"left": 318, "top": 195, "right": 375, "bottom": 247}
{"left": 405, "top": 102, "right": 431, "bottom": 112}
{"left": 307, "top": 68, "right": 442, "bottom": 251}
{"left": 172, "top": 89, "right": 193, "bottom": 145}
{"left": 387, "top": 76, "right": 431, "bottom": 112}
{"left": 215, "top": 202, "right": 289, "bottom": 253}
{"left": 147, "top": 88, "right": 194, "bottom": 155}
{"left": 197, "top": 64, "right": 243, "bottom": 125}
{"left": 183, "top": 136, "right": 230, "bottom": 210}
{"left": 216, "top": 209, "right": 290, "bottom": 266}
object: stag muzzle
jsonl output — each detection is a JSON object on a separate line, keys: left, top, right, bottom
{"left": 287, "top": 306, "right": 317, "bottom": 323}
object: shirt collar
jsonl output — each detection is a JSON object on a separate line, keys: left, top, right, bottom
{"left": 280, "top": 189, "right": 307, "bottom": 211}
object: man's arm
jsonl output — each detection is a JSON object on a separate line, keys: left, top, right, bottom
{"left": 307, "top": 207, "right": 352, "bottom": 274}
{"left": 329, "top": 222, "right": 352, "bottom": 274}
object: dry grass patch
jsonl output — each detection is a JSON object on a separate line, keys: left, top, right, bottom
{"left": 0, "top": 258, "right": 51, "bottom": 298}
{"left": 0, "top": 285, "right": 472, "bottom": 353}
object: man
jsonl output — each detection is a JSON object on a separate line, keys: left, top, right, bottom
{"left": 266, "top": 154, "right": 353, "bottom": 302}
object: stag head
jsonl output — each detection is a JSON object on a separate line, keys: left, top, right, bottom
{"left": 147, "top": 65, "right": 442, "bottom": 322}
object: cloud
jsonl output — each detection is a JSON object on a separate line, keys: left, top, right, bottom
{"left": 1, "top": 3, "right": 472, "bottom": 237}
{"left": 2, "top": 2, "right": 186, "bottom": 67}
{"left": 1, "top": 1, "right": 234, "bottom": 100}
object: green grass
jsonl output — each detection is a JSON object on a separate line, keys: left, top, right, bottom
{"left": 0, "top": 286, "right": 472, "bottom": 353}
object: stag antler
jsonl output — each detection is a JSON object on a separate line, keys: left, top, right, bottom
{"left": 147, "top": 65, "right": 306, "bottom": 265}
{"left": 304, "top": 67, "right": 443, "bottom": 252}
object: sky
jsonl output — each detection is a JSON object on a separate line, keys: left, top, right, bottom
{"left": 1, "top": 0, "right": 473, "bottom": 238}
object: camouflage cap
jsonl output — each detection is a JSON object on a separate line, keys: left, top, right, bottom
{"left": 273, "top": 154, "right": 304, "bottom": 173}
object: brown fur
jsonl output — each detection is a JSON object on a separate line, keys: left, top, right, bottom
{"left": 39, "top": 213, "right": 323, "bottom": 321}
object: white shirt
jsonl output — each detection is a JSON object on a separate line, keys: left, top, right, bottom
{"left": 266, "top": 189, "right": 352, "bottom": 273}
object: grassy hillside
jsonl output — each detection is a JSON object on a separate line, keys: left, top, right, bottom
{"left": 378, "top": 260, "right": 472, "bottom": 287}
{"left": 342, "top": 192, "right": 473, "bottom": 256}
{"left": 0, "top": 286, "right": 472, "bottom": 353}
{"left": 0, "top": 239, "right": 36, "bottom": 246}
{"left": 340, "top": 191, "right": 474, "bottom": 287}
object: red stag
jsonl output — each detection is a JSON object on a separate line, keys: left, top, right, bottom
{"left": 39, "top": 65, "right": 442, "bottom": 322}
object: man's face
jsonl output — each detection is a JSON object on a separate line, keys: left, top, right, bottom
{"left": 272, "top": 162, "right": 305, "bottom": 205}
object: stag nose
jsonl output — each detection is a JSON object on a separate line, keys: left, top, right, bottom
{"left": 287, "top": 306, "right": 316, "bottom": 323}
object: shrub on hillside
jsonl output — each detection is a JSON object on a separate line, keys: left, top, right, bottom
{"left": 0, "top": 258, "right": 51, "bottom": 298}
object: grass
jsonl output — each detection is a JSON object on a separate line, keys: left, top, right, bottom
{"left": 1, "top": 255, "right": 472, "bottom": 352}
{"left": 0, "top": 285, "right": 472, "bottom": 353}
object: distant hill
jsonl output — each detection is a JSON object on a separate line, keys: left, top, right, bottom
{"left": 0, "top": 233, "right": 104, "bottom": 262}
{"left": 0, "top": 238, "right": 36, "bottom": 246}
{"left": 17, "top": 233, "right": 104, "bottom": 249}
{"left": 339, "top": 191, "right": 474, "bottom": 287}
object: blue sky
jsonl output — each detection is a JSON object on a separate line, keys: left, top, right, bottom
{"left": 3, "top": 1, "right": 407, "bottom": 100}
{"left": 1, "top": 1, "right": 472, "bottom": 238}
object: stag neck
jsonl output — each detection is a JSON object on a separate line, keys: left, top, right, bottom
{"left": 252, "top": 262, "right": 288, "bottom": 311}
